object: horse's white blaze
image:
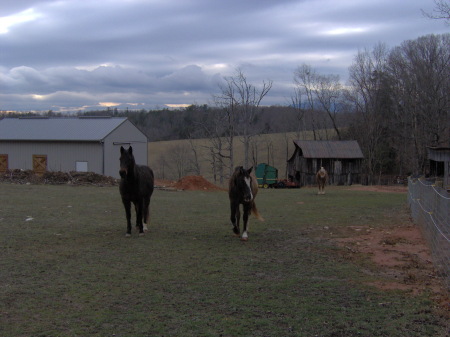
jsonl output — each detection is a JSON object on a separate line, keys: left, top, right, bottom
{"left": 244, "top": 176, "right": 253, "bottom": 200}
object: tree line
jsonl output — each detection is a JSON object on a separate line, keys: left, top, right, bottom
{"left": 1, "top": 33, "right": 448, "bottom": 184}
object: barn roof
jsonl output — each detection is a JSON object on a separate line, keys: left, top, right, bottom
{"left": 427, "top": 147, "right": 450, "bottom": 162}
{"left": 292, "top": 140, "right": 364, "bottom": 159}
{"left": 0, "top": 117, "right": 129, "bottom": 141}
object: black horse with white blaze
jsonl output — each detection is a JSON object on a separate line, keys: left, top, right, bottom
{"left": 119, "top": 146, "right": 154, "bottom": 237}
{"left": 228, "top": 166, "right": 263, "bottom": 241}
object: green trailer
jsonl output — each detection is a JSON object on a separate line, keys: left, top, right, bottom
{"left": 255, "top": 163, "right": 278, "bottom": 188}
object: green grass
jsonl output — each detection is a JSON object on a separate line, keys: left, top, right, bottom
{"left": 0, "top": 184, "right": 447, "bottom": 336}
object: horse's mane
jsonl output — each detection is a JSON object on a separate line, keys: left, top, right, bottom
{"left": 229, "top": 166, "right": 245, "bottom": 189}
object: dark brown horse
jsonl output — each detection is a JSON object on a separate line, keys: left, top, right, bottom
{"left": 228, "top": 166, "right": 263, "bottom": 241}
{"left": 316, "top": 166, "right": 328, "bottom": 195}
{"left": 119, "top": 146, "right": 154, "bottom": 237}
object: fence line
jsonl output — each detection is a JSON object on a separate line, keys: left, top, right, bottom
{"left": 408, "top": 177, "right": 450, "bottom": 290}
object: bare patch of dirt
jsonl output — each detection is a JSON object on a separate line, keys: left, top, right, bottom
{"left": 155, "top": 175, "right": 225, "bottom": 192}
{"left": 337, "top": 225, "right": 448, "bottom": 307}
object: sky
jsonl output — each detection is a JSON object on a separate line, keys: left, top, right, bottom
{"left": 0, "top": 0, "right": 448, "bottom": 112}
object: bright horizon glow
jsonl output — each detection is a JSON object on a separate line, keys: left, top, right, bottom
{"left": 165, "top": 104, "right": 191, "bottom": 108}
{"left": 99, "top": 102, "right": 121, "bottom": 107}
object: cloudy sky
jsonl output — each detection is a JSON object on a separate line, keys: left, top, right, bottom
{"left": 1, "top": 0, "right": 448, "bottom": 112}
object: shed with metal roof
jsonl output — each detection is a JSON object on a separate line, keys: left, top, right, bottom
{"left": 0, "top": 117, "right": 148, "bottom": 178}
{"left": 427, "top": 147, "right": 450, "bottom": 190}
{"left": 287, "top": 140, "right": 364, "bottom": 186}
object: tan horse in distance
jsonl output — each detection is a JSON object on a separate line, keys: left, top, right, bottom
{"left": 316, "top": 167, "right": 328, "bottom": 195}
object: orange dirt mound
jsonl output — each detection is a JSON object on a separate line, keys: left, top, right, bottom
{"left": 173, "top": 175, "right": 225, "bottom": 191}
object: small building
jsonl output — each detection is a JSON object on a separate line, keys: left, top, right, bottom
{"left": 0, "top": 117, "right": 148, "bottom": 178}
{"left": 427, "top": 147, "right": 450, "bottom": 190}
{"left": 287, "top": 140, "right": 364, "bottom": 186}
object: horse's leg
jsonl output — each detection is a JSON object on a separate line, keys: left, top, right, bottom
{"left": 135, "top": 200, "right": 144, "bottom": 235}
{"left": 230, "top": 201, "right": 240, "bottom": 236}
{"left": 123, "top": 199, "right": 132, "bottom": 237}
{"left": 241, "top": 203, "right": 251, "bottom": 241}
{"left": 133, "top": 203, "right": 139, "bottom": 230}
{"left": 143, "top": 196, "right": 150, "bottom": 232}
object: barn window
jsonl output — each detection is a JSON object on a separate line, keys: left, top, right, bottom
{"left": 76, "top": 161, "right": 88, "bottom": 172}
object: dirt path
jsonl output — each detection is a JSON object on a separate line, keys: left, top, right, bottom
{"left": 338, "top": 186, "right": 448, "bottom": 308}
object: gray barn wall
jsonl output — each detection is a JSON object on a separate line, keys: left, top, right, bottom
{"left": 0, "top": 141, "right": 102, "bottom": 173}
{"left": 103, "top": 120, "right": 148, "bottom": 178}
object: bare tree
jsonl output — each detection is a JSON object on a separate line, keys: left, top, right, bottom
{"left": 293, "top": 64, "right": 344, "bottom": 139}
{"left": 186, "top": 135, "right": 201, "bottom": 176}
{"left": 422, "top": 0, "right": 450, "bottom": 24}
{"left": 214, "top": 68, "right": 272, "bottom": 172}
{"left": 198, "top": 107, "right": 228, "bottom": 184}
{"left": 155, "top": 154, "right": 168, "bottom": 180}
{"left": 294, "top": 64, "right": 319, "bottom": 139}
{"left": 289, "top": 86, "right": 306, "bottom": 139}
{"left": 347, "top": 43, "right": 392, "bottom": 183}
{"left": 169, "top": 143, "right": 193, "bottom": 179}
{"left": 314, "top": 74, "right": 343, "bottom": 140}
{"left": 388, "top": 34, "right": 450, "bottom": 173}
{"left": 213, "top": 79, "right": 238, "bottom": 178}
{"left": 232, "top": 69, "right": 272, "bottom": 168}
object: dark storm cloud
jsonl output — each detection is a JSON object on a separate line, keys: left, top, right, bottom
{"left": 0, "top": 0, "right": 448, "bottom": 111}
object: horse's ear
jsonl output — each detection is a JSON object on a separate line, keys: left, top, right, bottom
{"left": 120, "top": 146, "right": 125, "bottom": 154}
{"left": 247, "top": 167, "right": 253, "bottom": 174}
{"left": 128, "top": 146, "right": 133, "bottom": 154}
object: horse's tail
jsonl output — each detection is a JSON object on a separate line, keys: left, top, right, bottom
{"left": 251, "top": 200, "right": 264, "bottom": 221}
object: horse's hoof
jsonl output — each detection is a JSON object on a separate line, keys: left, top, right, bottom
{"left": 138, "top": 232, "right": 145, "bottom": 237}
{"left": 240, "top": 237, "right": 248, "bottom": 242}
{"left": 233, "top": 233, "right": 240, "bottom": 238}
{"left": 125, "top": 233, "right": 131, "bottom": 238}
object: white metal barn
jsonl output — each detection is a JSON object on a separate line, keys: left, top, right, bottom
{"left": 0, "top": 117, "right": 148, "bottom": 178}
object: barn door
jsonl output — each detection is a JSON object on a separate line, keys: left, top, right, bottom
{"left": 0, "top": 154, "right": 8, "bottom": 173}
{"left": 33, "top": 155, "right": 47, "bottom": 175}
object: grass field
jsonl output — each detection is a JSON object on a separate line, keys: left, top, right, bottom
{"left": 0, "top": 183, "right": 447, "bottom": 336}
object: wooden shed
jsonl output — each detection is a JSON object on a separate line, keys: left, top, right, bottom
{"left": 287, "top": 140, "right": 364, "bottom": 186}
{"left": 0, "top": 117, "right": 148, "bottom": 178}
{"left": 427, "top": 147, "right": 450, "bottom": 190}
